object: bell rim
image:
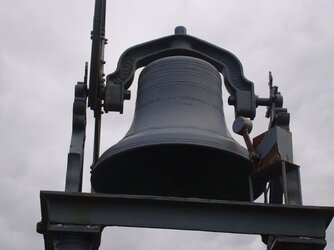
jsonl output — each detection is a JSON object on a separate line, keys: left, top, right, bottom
{"left": 96, "top": 132, "right": 250, "bottom": 164}
{"left": 91, "top": 139, "right": 265, "bottom": 201}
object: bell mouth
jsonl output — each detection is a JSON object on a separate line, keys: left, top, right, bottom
{"left": 91, "top": 142, "right": 264, "bottom": 201}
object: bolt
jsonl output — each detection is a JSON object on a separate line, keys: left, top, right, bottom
{"left": 175, "top": 26, "right": 187, "bottom": 35}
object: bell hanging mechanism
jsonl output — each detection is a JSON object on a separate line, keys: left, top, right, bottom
{"left": 68, "top": 25, "right": 290, "bottom": 202}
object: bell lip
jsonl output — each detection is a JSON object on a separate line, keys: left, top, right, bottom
{"left": 96, "top": 131, "right": 250, "bottom": 164}
{"left": 91, "top": 141, "right": 265, "bottom": 202}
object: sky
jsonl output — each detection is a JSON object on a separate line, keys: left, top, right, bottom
{"left": 1, "top": 0, "right": 334, "bottom": 249}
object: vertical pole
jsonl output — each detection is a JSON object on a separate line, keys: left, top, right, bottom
{"left": 269, "top": 178, "right": 283, "bottom": 204}
{"left": 89, "top": 0, "right": 107, "bottom": 167}
{"left": 47, "top": 226, "right": 102, "bottom": 250}
{"left": 93, "top": 116, "right": 101, "bottom": 164}
{"left": 281, "top": 161, "right": 289, "bottom": 204}
{"left": 286, "top": 167, "right": 303, "bottom": 205}
{"left": 53, "top": 237, "right": 95, "bottom": 250}
{"left": 248, "top": 177, "right": 254, "bottom": 202}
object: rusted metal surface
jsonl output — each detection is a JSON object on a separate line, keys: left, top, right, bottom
{"left": 250, "top": 126, "right": 302, "bottom": 206}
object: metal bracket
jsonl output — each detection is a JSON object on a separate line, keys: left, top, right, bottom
{"left": 65, "top": 63, "right": 88, "bottom": 192}
{"left": 251, "top": 126, "right": 302, "bottom": 206}
{"left": 104, "top": 26, "right": 257, "bottom": 119}
{"left": 258, "top": 72, "right": 290, "bottom": 129}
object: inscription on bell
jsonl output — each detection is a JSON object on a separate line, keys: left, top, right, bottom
{"left": 137, "top": 95, "right": 211, "bottom": 110}
{"left": 139, "top": 64, "right": 221, "bottom": 93}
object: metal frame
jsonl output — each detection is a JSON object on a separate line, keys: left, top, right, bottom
{"left": 38, "top": 39, "right": 334, "bottom": 250}
{"left": 37, "top": 191, "right": 334, "bottom": 250}
{"left": 37, "top": 1, "right": 334, "bottom": 249}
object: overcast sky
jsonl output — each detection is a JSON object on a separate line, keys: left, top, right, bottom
{"left": 1, "top": 0, "right": 334, "bottom": 249}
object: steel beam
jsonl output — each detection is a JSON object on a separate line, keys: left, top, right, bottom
{"left": 268, "top": 236, "right": 327, "bottom": 250}
{"left": 38, "top": 191, "right": 334, "bottom": 239}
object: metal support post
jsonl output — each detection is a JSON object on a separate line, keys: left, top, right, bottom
{"left": 285, "top": 166, "right": 302, "bottom": 205}
{"left": 37, "top": 224, "right": 102, "bottom": 250}
{"left": 52, "top": 234, "right": 98, "bottom": 250}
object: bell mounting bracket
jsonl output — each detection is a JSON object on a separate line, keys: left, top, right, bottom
{"left": 104, "top": 26, "right": 258, "bottom": 119}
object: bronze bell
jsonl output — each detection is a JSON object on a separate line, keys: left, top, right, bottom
{"left": 91, "top": 56, "right": 264, "bottom": 201}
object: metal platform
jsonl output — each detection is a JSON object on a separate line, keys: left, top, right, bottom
{"left": 37, "top": 191, "right": 334, "bottom": 250}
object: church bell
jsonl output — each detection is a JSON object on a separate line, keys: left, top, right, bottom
{"left": 91, "top": 56, "right": 263, "bottom": 201}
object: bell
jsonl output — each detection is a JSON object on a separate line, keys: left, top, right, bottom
{"left": 91, "top": 56, "right": 263, "bottom": 201}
